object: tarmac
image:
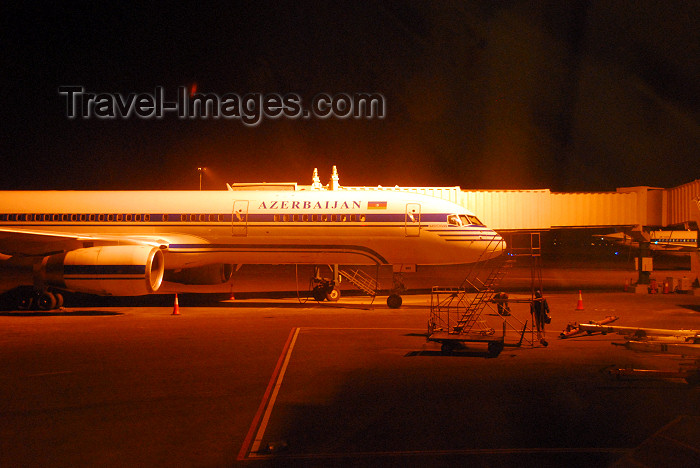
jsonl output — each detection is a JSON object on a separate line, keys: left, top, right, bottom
{"left": 1, "top": 289, "right": 700, "bottom": 467}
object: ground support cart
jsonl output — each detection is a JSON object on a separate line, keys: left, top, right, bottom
{"left": 427, "top": 324, "right": 507, "bottom": 357}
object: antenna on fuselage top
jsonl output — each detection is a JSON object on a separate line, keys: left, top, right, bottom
{"left": 311, "top": 168, "right": 324, "bottom": 190}
{"left": 329, "top": 165, "right": 340, "bottom": 191}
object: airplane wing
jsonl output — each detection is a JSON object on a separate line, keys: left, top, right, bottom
{"left": 0, "top": 227, "right": 169, "bottom": 257}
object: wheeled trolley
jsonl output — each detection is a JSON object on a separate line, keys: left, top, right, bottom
{"left": 428, "top": 322, "right": 507, "bottom": 357}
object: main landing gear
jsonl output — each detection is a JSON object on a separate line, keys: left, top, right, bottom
{"left": 12, "top": 287, "right": 64, "bottom": 311}
{"left": 386, "top": 272, "right": 406, "bottom": 309}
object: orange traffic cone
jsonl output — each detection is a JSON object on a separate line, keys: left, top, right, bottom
{"left": 575, "top": 290, "right": 584, "bottom": 310}
{"left": 663, "top": 281, "right": 669, "bottom": 294}
{"left": 624, "top": 278, "right": 629, "bottom": 292}
{"left": 172, "top": 294, "right": 180, "bottom": 315}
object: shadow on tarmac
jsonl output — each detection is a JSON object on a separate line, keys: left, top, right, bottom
{"left": 679, "top": 303, "right": 700, "bottom": 313}
{"left": 405, "top": 349, "right": 496, "bottom": 358}
{"left": 0, "top": 310, "right": 124, "bottom": 317}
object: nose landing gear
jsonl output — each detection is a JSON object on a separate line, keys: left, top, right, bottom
{"left": 311, "top": 266, "right": 340, "bottom": 302}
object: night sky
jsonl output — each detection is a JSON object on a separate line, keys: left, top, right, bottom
{"left": 2, "top": 1, "right": 698, "bottom": 191}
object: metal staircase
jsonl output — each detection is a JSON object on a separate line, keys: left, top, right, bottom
{"left": 338, "top": 268, "right": 378, "bottom": 297}
{"left": 455, "top": 256, "right": 515, "bottom": 332}
{"left": 429, "top": 236, "right": 511, "bottom": 336}
{"left": 428, "top": 232, "right": 547, "bottom": 353}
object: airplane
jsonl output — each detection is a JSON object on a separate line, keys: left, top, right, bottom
{"left": 0, "top": 187, "right": 504, "bottom": 310}
{"left": 597, "top": 230, "right": 698, "bottom": 252}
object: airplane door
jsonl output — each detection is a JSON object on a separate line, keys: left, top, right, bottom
{"left": 405, "top": 203, "right": 421, "bottom": 237}
{"left": 232, "top": 200, "right": 249, "bottom": 236}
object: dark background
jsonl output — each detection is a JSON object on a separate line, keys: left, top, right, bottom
{"left": 2, "top": 1, "right": 698, "bottom": 191}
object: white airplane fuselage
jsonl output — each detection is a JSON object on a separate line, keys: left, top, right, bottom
{"left": 0, "top": 189, "right": 504, "bottom": 297}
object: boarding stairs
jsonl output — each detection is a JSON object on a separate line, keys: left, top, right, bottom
{"left": 429, "top": 236, "right": 512, "bottom": 336}
{"left": 428, "top": 233, "right": 546, "bottom": 351}
{"left": 455, "top": 256, "right": 515, "bottom": 332}
{"left": 339, "top": 268, "right": 378, "bottom": 297}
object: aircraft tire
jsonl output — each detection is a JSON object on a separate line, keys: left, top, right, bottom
{"left": 54, "top": 292, "right": 64, "bottom": 309}
{"left": 312, "top": 287, "right": 326, "bottom": 302}
{"left": 37, "top": 292, "right": 57, "bottom": 311}
{"left": 18, "top": 294, "right": 34, "bottom": 310}
{"left": 326, "top": 288, "right": 340, "bottom": 302}
{"left": 387, "top": 294, "right": 402, "bottom": 309}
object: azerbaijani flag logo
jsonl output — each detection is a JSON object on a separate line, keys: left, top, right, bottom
{"left": 368, "top": 201, "right": 387, "bottom": 209}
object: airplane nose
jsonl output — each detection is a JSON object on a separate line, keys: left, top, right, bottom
{"left": 484, "top": 231, "right": 505, "bottom": 257}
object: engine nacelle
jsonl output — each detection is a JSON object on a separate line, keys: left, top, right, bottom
{"left": 41, "top": 246, "right": 165, "bottom": 296}
{"left": 163, "top": 263, "right": 234, "bottom": 285}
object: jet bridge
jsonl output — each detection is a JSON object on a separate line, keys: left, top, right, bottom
{"left": 252, "top": 167, "right": 698, "bottom": 232}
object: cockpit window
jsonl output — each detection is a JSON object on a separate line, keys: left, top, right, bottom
{"left": 447, "top": 214, "right": 461, "bottom": 226}
{"left": 458, "top": 214, "right": 485, "bottom": 226}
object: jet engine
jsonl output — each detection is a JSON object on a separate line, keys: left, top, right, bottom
{"left": 163, "top": 263, "right": 234, "bottom": 285}
{"left": 40, "top": 245, "right": 165, "bottom": 296}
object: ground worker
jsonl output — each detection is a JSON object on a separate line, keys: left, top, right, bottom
{"left": 531, "top": 290, "right": 550, "bottom": 346}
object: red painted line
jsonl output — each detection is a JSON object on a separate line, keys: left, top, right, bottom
{"left": 237, "top": 327, "right": 299, "bottom": 461}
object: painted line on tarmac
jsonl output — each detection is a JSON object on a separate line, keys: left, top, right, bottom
{"left": 238, "top": 327, "right": 300, "bottom": 460}
{"left": 27, "top": 371, "right": 73, "bottom": 377}
{"left": 245, "top": 446, "right": 629, "bottom": 461}
{"left": 236, "top": 326, "right": 439, "bottom": 460}
{"left": 303, "top": 327, "right": 421, "bottom": 330}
